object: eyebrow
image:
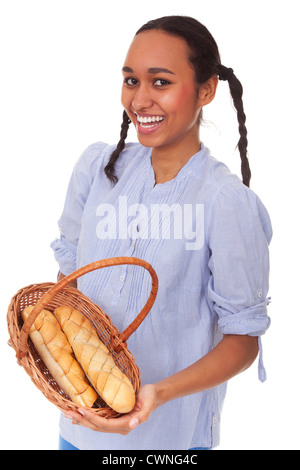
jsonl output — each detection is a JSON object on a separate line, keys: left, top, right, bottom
{"left": 122, "top": 66, "right": 175, "bottom": 75}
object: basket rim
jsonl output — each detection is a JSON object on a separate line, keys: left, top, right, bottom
{"left": 18, "top": 257, "right": 158, "bottom": 358}
{"left": 7, "top": 281, "right": 141, "bottom": 417}
{"left": 7, "top": 256, "right": 159, "bottom": 416}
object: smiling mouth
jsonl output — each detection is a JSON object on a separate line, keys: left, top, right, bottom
{"left": 134, "top": 113, "right": 165, "bottom": 133}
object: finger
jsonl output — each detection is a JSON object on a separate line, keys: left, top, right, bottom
{"left": 78, "top": 408, "right": 138, "bottom": 434}
{"left": 64, "top": 411, "right": 99, "bottom": 431}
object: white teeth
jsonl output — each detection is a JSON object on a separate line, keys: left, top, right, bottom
{"left": 140, "top": 123, "right": 157, "bottom": 128}
{"left": 136, "top": 114, "right": 164, "bottom": 124}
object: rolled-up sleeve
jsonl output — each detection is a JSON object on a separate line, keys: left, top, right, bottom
{"left": 51, "top": 235, "right": 77, "bottom": 276}
{"left": 207, "top": 181, "right": 272, "bottom": 381}
{"left": 50, "top": 142, "right": 107, "bottom": 275}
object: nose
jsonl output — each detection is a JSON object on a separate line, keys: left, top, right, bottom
{"left": 132, "top": 83, "right": 154, "bottom": 111}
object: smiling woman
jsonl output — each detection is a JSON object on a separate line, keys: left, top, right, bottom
{"left": 120, "top": 29, "right": 212, "bottom": 173}
{"left": 107, "top": 37, "right": 205, "bottom": 184}
{"left": 50, "top": 15, "right": 272, "bottom": 451}
{"left": 104, "top": 17, "right": 250, "bottom": 188}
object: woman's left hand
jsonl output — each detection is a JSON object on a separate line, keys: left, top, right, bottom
{"left": 64, "top": 384, "right": 158, "bottom": 435}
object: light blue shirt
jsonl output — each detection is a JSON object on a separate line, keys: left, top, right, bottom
{"left": 51, "top": 141, "right": 272, "bottom": 450}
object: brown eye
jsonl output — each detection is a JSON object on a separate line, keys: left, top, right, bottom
{"left": 154, "top": 79, "right": 171, "bottom": 87}
{"left": 124, "top": 77, "right": 138, "bottom": 86}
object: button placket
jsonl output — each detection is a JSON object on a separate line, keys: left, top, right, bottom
{"left": 111, "top": 265, "right": 128, "bottom": 306}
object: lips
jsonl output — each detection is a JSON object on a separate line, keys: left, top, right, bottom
{"left": 134, "top": 112, "right": 165, "bottom": 135}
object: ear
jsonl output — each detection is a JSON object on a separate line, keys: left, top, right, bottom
{"left": 197, "top": 75, "right": 218, "bottom": 107}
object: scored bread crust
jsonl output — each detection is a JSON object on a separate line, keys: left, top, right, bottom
{"left": 54, "top": 305, "right": 136, "bottom": 414}
{"left": 22, "top": 306, "right": 98, "bottom": 407}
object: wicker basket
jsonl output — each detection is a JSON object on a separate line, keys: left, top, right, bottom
{"left": 7, "top": 257, "right": 158, "bottom": 418}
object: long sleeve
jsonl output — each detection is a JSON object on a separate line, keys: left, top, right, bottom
{"left": 50, "top": 142, "right": 108, "bottom": 275}
{"left": 207, "top": 181, "right": 272, "bottom": 381}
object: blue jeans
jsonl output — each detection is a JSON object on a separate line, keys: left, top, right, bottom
{"left": 59, "top": 435, "right": 210, "bottom": 451}
{"left": 59, "top": 435, "right": 79, "bottom": 450}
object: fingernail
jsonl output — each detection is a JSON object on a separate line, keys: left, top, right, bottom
{"left": 129, "top": 417, "right": 139, "bottom": 429}
{"left": 65, "top": 413, "right": 73, "bottom": 420}
{"left": 78, "top": 409, "right": 85, "bottom": 416}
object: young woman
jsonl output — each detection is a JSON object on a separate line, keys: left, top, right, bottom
{"left": 52, "top": 16, "right": 272, "bottom": 450}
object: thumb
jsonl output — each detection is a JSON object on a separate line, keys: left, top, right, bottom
{"left": 129, "top": 416, "right": 140, "bottom": 430}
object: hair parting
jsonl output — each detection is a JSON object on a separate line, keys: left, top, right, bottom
{"left": 105, "top": 16, "right": 251, "bottom": 187}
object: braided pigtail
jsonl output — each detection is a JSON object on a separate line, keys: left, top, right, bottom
{"left": 136, "top": 17, "right": 252, "bottom": 187}
{"left": 218, "top": 65, "right": 251, "bottom": 187}
{"left": 104, "top": 110, "right": 131, "bottom": 184}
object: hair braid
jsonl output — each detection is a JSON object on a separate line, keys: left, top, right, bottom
{"left": 106, "top": 17, "right": 252, "bottom": 187}
{"left": 104, "top": 110, "right": 131, "bottom": 184}
{"left": 218, "top": 65, "right": 251, "bottom": 187}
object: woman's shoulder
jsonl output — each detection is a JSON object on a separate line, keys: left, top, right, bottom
{"left": 201, "top": 148, "right": 272, "bottom": 241}
{"left": 201, "top": 148, "right": 239, "bottom": 190}
{"left": 73, "top": 141, "right": 145, "bottom": 177}
{"left": 114, "top": 141, "right": 149, "bottom": 168}
{"left": 80, "top": 141, "right": 144, "bottom": 161}
{"left": 202, "top": 148, "right": 259, "bottom": 202}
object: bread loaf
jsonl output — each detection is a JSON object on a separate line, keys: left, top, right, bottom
{"left": 22, "top": 306, "right": 98, "bottom": 407}
{"left": 54, "top": 305, "right": 136, "bottom": 414}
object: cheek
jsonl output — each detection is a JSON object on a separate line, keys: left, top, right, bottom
{"left": 121, "top": 89, "right": 126, "bottom": 107}
{"left": 162, "top": 85, "right": 198, "bottom": 115}
{"left": 121, "top": 87, "right": 131, "bottom": 112}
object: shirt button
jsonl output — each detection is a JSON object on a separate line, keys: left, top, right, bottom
{"left": 120, "top": 274, "right": 125, "bottom": 282}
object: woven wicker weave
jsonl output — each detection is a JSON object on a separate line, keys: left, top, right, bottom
{"left": 7, "top": 257, "right": 158, "bottom": 417}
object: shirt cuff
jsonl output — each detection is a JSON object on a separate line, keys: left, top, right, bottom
{"left": 50, "top": 236, "right": 77, "bottom": 276}
{"left": 217, "top": 298, "right": 271, "bottom": 337}
{"left": 216, "top": 298, "right": 271, "bottom": 382}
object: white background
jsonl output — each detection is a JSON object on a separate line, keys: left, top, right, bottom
{"left": 1, "top": 0, "right": 299, "bottom": 450}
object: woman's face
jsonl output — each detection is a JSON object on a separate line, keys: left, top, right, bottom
{"left": 121, "top": 30, "right": 215, "bottom": 155}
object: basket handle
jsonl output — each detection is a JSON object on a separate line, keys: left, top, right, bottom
{"left": 18, "top": 257, "right": 158, "bottom": 359}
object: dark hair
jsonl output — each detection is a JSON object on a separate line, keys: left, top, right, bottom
{"left": 104, "top": 15, "right": 251, "bottom": 187}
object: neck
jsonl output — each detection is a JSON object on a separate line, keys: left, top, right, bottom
{"left": 151, "top": 139, "right": 201, "bottom": 185}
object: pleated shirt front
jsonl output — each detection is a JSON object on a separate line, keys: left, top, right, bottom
{"left": 51, "top": 141, "right": 272, "bottom": 450}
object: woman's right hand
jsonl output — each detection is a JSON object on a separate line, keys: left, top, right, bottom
{"left": 64, "top": 384, "right": 159, "bottom": 435}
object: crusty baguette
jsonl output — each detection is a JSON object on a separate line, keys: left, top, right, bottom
{"left": 22, "top": 306, "right": 98, "bottom": 407}
{"left": 54, "top": 305, "right": 136, "bottom": 413}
